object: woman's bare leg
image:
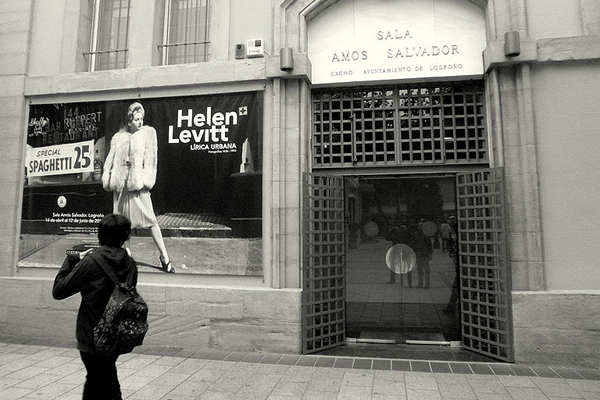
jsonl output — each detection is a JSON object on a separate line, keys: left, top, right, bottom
{"left": 150, "top": 225, "right": 169, "bottom": 263}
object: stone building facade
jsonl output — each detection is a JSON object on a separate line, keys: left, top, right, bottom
{"left": 1, "top": 0, "right": 599, "bottom": 368}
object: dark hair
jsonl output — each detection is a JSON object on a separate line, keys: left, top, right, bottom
{"left": 98, "top": 214, "right": 131, "bottom": 247}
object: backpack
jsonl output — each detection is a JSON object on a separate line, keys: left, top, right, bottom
{"left": 91, "top": 254, "right": 149, "bottom": 357}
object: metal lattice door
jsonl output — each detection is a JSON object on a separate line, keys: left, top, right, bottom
{"left": 302, "top": 173, "right": 346, "bottom": 354}
{"left": 456, "top": 168, "right": 514, "bottom": 362}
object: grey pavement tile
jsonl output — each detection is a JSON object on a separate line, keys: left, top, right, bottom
{"left": 118, "top": 354, "right": 158, "bottom": 370}
{"left": 169, "top": 347, "right": 199, "bottom": 358}
{"left": 278, "top": 354, "right": 300, "bottom": 365}
{"left": 160, "top": 395, "right": 197, "bottom": 400}
{"left": 226, "top": 362, "right": 262, "bottom": 379}
{"left": 281, "top": 365, "right": 317, "bottom": 383}
{"left": 126, "top": 383, "right": 174, "bottom": 400}
{"left": 375, "top": 370, "right": 406, "bottom": 382}
{"left": 567, "top": 379, "right": 600, "bottom": 392}
{"left": 296, "top": 356, "right": 319, "bottom": 367}
{"left": 305, "top": 377, "right": 343, "bottom": 393}
{"left": 168, "top": 357, "right": 210, "bottom": 374}
{"left": 373, "top": 359, "right": 392, "bottom": 370}
{"left": 167, "top": 379, "right": 212, "bottom": 397}
{"left": 119, "top": 373, "right": 157, "bottom": 391}
{"left": 313, "top": 368, "right": 346, "bottom": 379}
{"left": 406, "top": 387, "right": 442, "bottom": 400}
{"left": 1, "top": 386, "right": 35, "bottom": 400}
{"left": 54, "top": 391, "right": 85, "bottom": 400}
{"left": 242, "top": 373, "right": 281, "bottom": 391}
{"left": 576, "top": 369, "right": 600, "bottom": 381}
{"left": 152, "top": 355, "right": 185, "bottom": 367}
{"left": 231, "top": 385, "right": 274, "bottom": 400}
{"left": 154, "top": 347, "right": 185, "bottom": 357}
{"left": 552, "top": 367, "right": 585, "bottom": 380}
{"left": 28, "top": 355, "right": 74, "bottom": 369}
{"left": 0, "top": 376, "right": 24, "bottom": 391}
{"left": 45, "top": 360, "right": 84, "bottom": 377}
{"left": 411, "top": 361, "right": 432, "bottom": 373}
{"left": 13, "top": 372, "right": 65, "bottom": 390}
{"left": 353, "top": 358, "right": 374, "bottom": 370}
{"left": 530, "top": 365, "right": 560, "bottom": 378}
{"left": 488, "top": 364, "right": 517, "bottom": 376}
{"left": 224, "top": 351, "right": 250, "bottom": 362}
{"left": 533, "top": 378, "right": 583, "bottom": 398}
{"left": 337, "top": 384, "right": 373, "bottom": 399}
{"left": 259, "top": 353, "right": 283, "bottom": 364}
{"left": 342, "top": 370, "right": 375, "bottom": 387}
{"left": 135, "top": 363, "right": 175, "bottom": 378}
{"left": 315, "top": 357, "right": 336, "bottom": 368}
{"left": 1, "top": 358, "right": 42, "bottom": 374}
{"left": 510, "top": 365, "right": 537, "bottom": 377}
{"left": 437, "top": 381, "right": 477, "bottom": 399}
{"left": 430, "top": 362, "right": 452, "bottom": 373}
{"left": 195, "top": 389, "right": 239, "bottom": 399}
{"left": 206, "top": 350, "right": 232, "bottom": 361}
{"left": 270, "top": 380, "right": 309, "bottom": 397}
{"left": 435, "top": 373, "right": 469, "bottom": 385}
{"left": 404, "top": 373, "right": 439, "bottom": 391}
{"left": 505, "top": 386, "right": 551, "bottom": 400}
{"left": 302, "top": 389, "right": 339, "bottom": 399}
{"left": 467, "top": 376, "right": 509, "bottom": 396}
{"left": 208, "top": 375, "right": 249, "bottom": 392}
{"left": 392, "top": 360, "right": 411, "bottom": 371}
{"left": 449, "top": 363, "right": 472, "bottom": 374}
{"left": 188, "top": 367, "right": 227, "bottom": 383}
{"left": 240, "top": 352, "right": 264, "bottom": 363}
{"left": 496, "top": 375, "right": 537, "bottom": 388}
{"left": 253, "top": 363, "right": 289, "bottom": 376}
{"left": 469, "top": 363, "right": 494, "bottom": 375}
{"left": 334, "top": 357, "right": 355, "bottom": 369}
{"left": 4, "top": 365, "right": 51, "bottom": 381}
{"left": 23, "top": 382, "right": 76, "bottom": 400}
{"left": 190, "top": 349, "right": 217, "bottom": 359}
{"left": 54, "top": 373, "right": 86, "bottom": 387}
{"left": 472, "top": 394, "right": 513, "bottom": 400}
{"left": 372, "top": 379, "right": 407, "bottom": 396}
{"left": 372, "top": 394, "right": 407, "bottom": 400}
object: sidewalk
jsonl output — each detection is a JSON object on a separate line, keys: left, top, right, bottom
{"left": 1, "top": 340, "right": 599, "bottom": 400}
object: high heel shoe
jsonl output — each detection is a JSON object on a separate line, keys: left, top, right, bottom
{"left": 159, "top": 255, "right": 176, "bottom": 273}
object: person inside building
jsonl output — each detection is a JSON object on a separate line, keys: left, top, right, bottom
{"left": 444, "top": 223, "right": 460, "bottom": 313}
{"left": 102, "top": 101, "right": 175, "bottom": 273}
{"left": 52, "top": 213, "right": 138, "bottom": 400}
{"left": 439, "top": 218, "right": 452, "bottom": 252}
{"left": 413, "top": 220, "right": 433, "bottom": 289}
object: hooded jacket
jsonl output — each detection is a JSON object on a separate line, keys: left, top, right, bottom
{"left": 53, "top": 246, "right": 138, "bottom": 354}
{"left": 102, "top": 126, "right": 157, "bottom": 192}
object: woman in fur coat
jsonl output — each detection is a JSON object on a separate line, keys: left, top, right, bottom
{"left": 102, "top": 102, "right": 175, "bottom": 273}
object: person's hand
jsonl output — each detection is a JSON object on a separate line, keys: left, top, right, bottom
{"left": 79, "top": 248, "right": 94, "bottom": 260}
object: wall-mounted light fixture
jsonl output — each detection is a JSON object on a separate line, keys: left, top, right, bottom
{"left": 504, "top": 31, "right": 521, "bottom": 57}
{"left": 280, "top": 47, "right": 294, "bottom": 71}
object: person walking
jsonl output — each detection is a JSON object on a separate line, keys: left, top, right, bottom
{"left": 52, "top": 214, "right": 138, "bottom": 400}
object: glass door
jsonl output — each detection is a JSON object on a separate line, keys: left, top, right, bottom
{"left": 345, "top": 175, "right": 460, "bottom": 344}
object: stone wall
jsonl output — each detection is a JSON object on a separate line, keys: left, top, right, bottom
{"left": 512, "top": 291, "right": 600, "bottom": 368}
{"left": 0, "top": 277, "right": 302, "bottom": 353}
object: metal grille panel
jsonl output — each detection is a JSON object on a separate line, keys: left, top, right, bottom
{"left": 303, "top": 174, "right": 346, "bottom": 354}
{"left": 456, "top": 168, "right": 513, "bottom": 362}
{"left": 312, "top": 81, "right": 487, "bottom": 168}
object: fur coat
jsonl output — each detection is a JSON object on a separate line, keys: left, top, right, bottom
{"left": 102, "top": 126, "right": 157, "bottom": 192}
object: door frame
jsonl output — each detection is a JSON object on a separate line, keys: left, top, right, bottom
{"left": 302, "top": 169, "right": 514, "bottom": 362}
